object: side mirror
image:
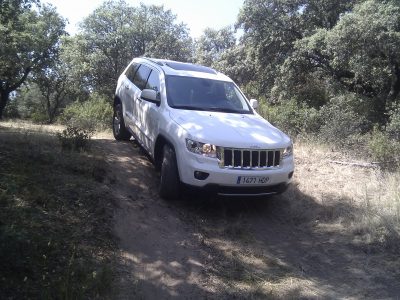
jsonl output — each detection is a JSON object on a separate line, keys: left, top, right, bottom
{"left": 250, "top": 99, "right": 259, "bottom": 110}
{"left": 141, "top": 89, "right": 160, "bottom": 105}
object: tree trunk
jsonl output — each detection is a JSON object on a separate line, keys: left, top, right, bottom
{"left": 0, "top": 90, "right": 10, "bottom": 119}
{"left": 388, "top": 62, "right": 400, "bottom": 103}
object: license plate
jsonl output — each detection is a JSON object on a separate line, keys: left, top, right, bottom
{"left": 237, "top": 176, "right": 270, "bottom": 185}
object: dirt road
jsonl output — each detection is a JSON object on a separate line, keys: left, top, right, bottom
{"left": 97, "top": 137, "right": 400, "bottom": 299}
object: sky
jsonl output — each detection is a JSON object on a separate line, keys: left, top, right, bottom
{"left": 44, "top": 0, "right": 244, "bottom": 39}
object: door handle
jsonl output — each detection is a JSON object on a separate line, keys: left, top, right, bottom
{"left": 125, "top": 85, "right": 129, "bottom": 89}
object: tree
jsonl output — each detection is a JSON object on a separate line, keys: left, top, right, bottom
{"left": 33, "top": 64, "right": 69, "bottom": 123}
{"left": 0, "top": 1, "right": 66, "bottom": 118}
{"left": 278, "top": 0, "right": 400, "bottom": 123}
{"left": 236, "top": 0, "right": 357, "bottom": 95}
{"left": 194, "top": 26, "right": 236, "bottom": 67}
{"left": 66, "top": 0, "right": 192, "bottom": 99}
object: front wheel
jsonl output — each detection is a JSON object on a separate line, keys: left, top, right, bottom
{"left": 159, "top": 145, "right": 180, "bottom": 200}
{"left": 113, "top": 103, "right": 131, "bottom": 141}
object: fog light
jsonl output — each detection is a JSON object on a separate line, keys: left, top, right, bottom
{"left": 288, "top": 171, "right": 294, "bottom": 179}
{"left": 194, "top": 171, "right": 209, "bottom": 180}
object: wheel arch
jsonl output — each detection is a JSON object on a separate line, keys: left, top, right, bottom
{"left": 113, "top": 95, "right": 121, "bottom": 107}
{"left": 154, "top": 134, "right": 176, "bottom": 171}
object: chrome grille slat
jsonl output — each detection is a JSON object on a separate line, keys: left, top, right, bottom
{"left": 272, "top": 151, "right": 275, "bottom": 167}
{"left": 219, "top": 147, "right": 282, "bottom": 169}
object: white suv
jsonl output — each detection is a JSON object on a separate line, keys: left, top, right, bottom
{"left": 113, "top": 57, "right": 294, "bottom": 199}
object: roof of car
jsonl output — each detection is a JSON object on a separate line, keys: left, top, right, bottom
{"left": 136, "top": 57, "right": 232, "bottom": 81}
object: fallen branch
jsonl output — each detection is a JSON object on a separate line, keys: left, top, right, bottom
{"left": 329, "top": 160, "right": 380, "bottom": 168}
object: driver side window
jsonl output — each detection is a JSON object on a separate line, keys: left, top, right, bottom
{"left": 133, "top": 65, "right": 151, "bottom": 90}
{"left": 145, "top": 70, "right": 161, "bottom": 100}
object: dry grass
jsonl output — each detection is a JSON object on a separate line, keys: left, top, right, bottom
{"left": 3, "top": 120, "right": 399, "bottom": 299}
{"left": 0, "top": 119, "right": 65, "bottom": 133}
{"left": 293, "top": 141, "right": 400, "bottom": 251}
{"left": 0, "top": 120, "right": 116, "bottom": 299}
{"left": 174, "top": 140, "right": 400, "bottom": 298}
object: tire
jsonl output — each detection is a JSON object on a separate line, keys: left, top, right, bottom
{"left": 113, "top": 103, "right": 131, "bottom": 141}
{"left": 159, "top": 145, "right": 180, "bottom": 200}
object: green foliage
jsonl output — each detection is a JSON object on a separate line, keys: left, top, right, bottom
{"left": 3, "top": 98, "right": 20, "bottom": 118}
{"left": 213, "top": 44, "right": 257, "bottom": 88}
{"left": 0, "top": 2, "right": 66, "bottom": 118}
{"left": 0, "top": 127, "right": 115, "bottom": 299}
{"left": 236, "top": 0, "right": 356, "bottom": 95}
{"left": 13, "top": 81, "right": 69, "bottom": 124}
{"left": 280, "top": 0, "right": 400, "bottom": 125}
{"left": 317, "top": 94, "right": 369, "bottom": 145}
{"left": 368, "top": 127, "right": 400, "bottom": 167}
{"left": 194, "top": 26, "right": 236, "bottom": 67}
{"left": 30, "top": 111, "right": 49, "bottom": 124}
{"left": 64, "top": 0, "right": 192, "bottom": 98}
{"left": 386, "top": 103, "right": 400, "bottom": 140}
{"left": 60, "top": 94, "right": 113, "bottom": 132}
{"left": 261, "top": 99, "right": 321, "bottom": 137}
{"left": 57, "top": 126, "right": 94, "bottom": 152}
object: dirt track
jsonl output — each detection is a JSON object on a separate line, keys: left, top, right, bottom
{"left": 97, "top": 137, "right": 400, "bottom": 299}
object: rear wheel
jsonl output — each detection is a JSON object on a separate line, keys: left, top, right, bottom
{"left": 113, "top": 103, "right": 131, "bottom": 141}
{"left": 159, "top": 145, "right": 180, "bottom": 200}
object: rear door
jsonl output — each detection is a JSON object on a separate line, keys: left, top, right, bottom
{"left": 137, "top": 69, "right": 161, "bottom": 151}
{"left": 131, "top": 65, "right": 151, "bottom": 136}
{"left": 121, "top": 62, "right": 139, "bottom": 126}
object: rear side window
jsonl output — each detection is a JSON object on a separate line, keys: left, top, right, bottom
{"left": 126, "top": 63, "right": 139, "bottom": 83}
{"left": 133, "top": 65, "right": 151, "bottom": 90}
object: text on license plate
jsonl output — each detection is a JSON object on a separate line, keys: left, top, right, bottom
{"left": 237, "top": 176, "right": 270, "bottom": 185}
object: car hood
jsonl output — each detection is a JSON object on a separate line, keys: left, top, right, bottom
{"left": 169, "top": 110, "right": 290, "bottom": 148}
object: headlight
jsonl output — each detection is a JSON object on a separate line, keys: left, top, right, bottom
{"left": 282, "top": 142, "right": 293, "bottom": 158}
{"left": 186, "top": 139, "right": 217, "bottom": 158}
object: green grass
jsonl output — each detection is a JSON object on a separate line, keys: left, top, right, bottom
{"left": 0, "top": 125, "right": 116, "bottom": 299}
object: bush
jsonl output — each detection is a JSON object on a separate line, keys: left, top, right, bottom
{"left": 3, "top": 99, "right": 20, "bottom": 119}
{"left": 368, "top": 127, "right": 400, "bottom": 167}
{"left": 317, "top": 95, "right": 368, "bottom": 146}
{"left": 57, "top": 125, "right": 94, "bottom": 151}
{"left": 386, "top": 103, "right": 400, "bottom": 141}
{"left": 30, "top": 111, "right": 49, "bottom": 124}
{"left": 261, "top": 99, "right": 322, "bottom": 137}
{"left": 60, "top": 94, "right": 113, "bottom": 131}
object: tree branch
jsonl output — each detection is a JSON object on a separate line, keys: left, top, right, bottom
{"left": 9, "top": 67, "right": 31, "bottom": 91}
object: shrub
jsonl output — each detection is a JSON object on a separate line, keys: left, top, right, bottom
{"left": 368, "top": 127, "right": 400, "bottom": 167}
{"left": 317, "top": 95, "right": 368, "bottom": 146}
{"left": 3, "top": 99, "right": 20, "bottom": 119}
{"left": 386, "top": 103, "right": 400, "bottom": 141}
{"left": 30, "top": 111, "right": 49, "bottom": 124}
{"left": 261, "top": 99, "right": 322, "bottom": 137}
{"left": 60, "top": 94, "right": 113, "bottom": 131}
{"left": 57, "top": 125, "right": 94, "bottom": 151}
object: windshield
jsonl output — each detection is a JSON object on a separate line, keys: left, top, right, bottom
{"left": 166, "top": 76, "right": 252, "bottom": 114}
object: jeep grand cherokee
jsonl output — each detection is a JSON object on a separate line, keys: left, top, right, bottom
{"left": 113, "top": 58, "right": 294, "bottom": 199}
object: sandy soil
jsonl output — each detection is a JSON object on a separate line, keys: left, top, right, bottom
{"left": 95, "top": 136, "right": 400, "bottom": 299}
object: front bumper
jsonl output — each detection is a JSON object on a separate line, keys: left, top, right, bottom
{"left": 183, "top": 182, "right": 290, "bottom": 197}
{"left": 177, "top": 151, "right": 294, "bottom": 194}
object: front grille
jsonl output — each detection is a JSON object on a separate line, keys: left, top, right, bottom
{"left": 219, "top": 148, "right": 282, "bottom": 169}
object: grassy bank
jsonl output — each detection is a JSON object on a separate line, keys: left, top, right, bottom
{"left": 0, "top": 122, "right": 116, "bottom": 299}
{"left": 293, "top": 141, "right": 400, "bottom": 252}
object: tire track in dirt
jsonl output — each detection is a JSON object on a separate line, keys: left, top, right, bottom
{"left": 100, "top": 139, "right": 214, "bottom": 299}
{"left": 96, "top": 137, "right": 400, "bottom": 299}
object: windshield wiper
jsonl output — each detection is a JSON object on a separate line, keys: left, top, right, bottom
{"left": 207, "top": 107, "right": 246, "bottom": 113}
{"left": 170, "top": 105, "right": 207, "bottom": 111}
